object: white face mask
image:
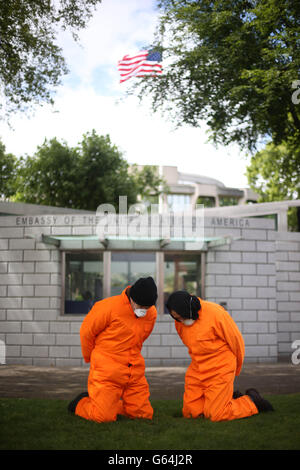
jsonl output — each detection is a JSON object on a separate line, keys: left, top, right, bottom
{"left": 182, "top": 319, "right": 195, "bottom": 326}
{"left": 134, "top": 308, "right": 148, "bottom": 318}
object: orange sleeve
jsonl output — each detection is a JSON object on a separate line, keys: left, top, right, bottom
{"left": 175, "top": 320, "right": 183, "bottom": 337}
{"left": 175, "top": 320, "right": 186, "bottom": 344}
{"left": 142, "top": 307, "right": 157, "bottom": 342}
{"left": 215, "top": 308, "right": 245, "bottom": 376}
{"left": 79, "top": 301, "right": 111, "bottom": 363}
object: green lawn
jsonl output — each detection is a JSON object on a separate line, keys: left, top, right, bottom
{"left": 0, "top": 394, "right": 300, "bottom": 450}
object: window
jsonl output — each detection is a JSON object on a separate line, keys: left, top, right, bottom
{"left": 63, "top": 250, "right": 204, "bottom": 315}
{"left": 164, "top": 254, "right": 202, "bottom": 312}
{"left": 140, "top": 194, "right": 159, "bottom": 213}
{"left": 246, "top": 200, "right": 257, "bottom": 205}
{"left": 167, "top": 194, "right": 191, "bottom": 211}
{"left": 111, "top": 252, "right": 156, "bottom": 296}
{"left": 64, "top": 252, "right": 103, "bottom": 314}
{"left": 196, "top": 196, "right": 216, "bottom": 208}
{"left": 219, "top": 196, "right": 239, "bottom": 206}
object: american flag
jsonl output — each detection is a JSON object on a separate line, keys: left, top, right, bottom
{"left": 118, "top": 50, "right": 162, "bottom": 83}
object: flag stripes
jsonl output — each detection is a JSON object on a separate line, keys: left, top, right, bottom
{"left": 118, "top": 50, "right": 162, "bottom": 83}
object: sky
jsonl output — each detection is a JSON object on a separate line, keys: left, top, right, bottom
{"left": 0, "top": 0, "right": 252, "bottom": 189}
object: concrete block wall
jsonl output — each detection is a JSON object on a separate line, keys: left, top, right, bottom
{"left": 1, "top": 214, "right": 300, "bottom": 366}
{"left": 275, "top": 232, "right": 300, "bottom": 360}
{"left": 203, "top": 217, "right": 278, "bottom": 363}
{"left": 143, "top": 217, "right": 279, "bottom": 365}
{"left": 142, "top": 315, "right": 190, "bottom": 366}
{"left": 0, "top": 216, "right": 85, "bottom": 367}
{"left": 0, "top": 215, "right": 179, "bottom": 367}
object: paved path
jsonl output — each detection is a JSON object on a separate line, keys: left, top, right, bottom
{"left": 0, "top": 363, "right": 299, "bottom": 400}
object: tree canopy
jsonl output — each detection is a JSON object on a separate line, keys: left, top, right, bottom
{"left": 246, "top": 139, "right": 300, "bottom": 230}
{"left": 0, "top": 0, "right": 102, "bottom": 118}
{"left": 8, "top": 131, "right": 166, "bottom": 212}
{"left": 0, "top": 141, "right": 18, "bottom": 199}
{"left": 247, "top": 141, "right": 300, "bottom": 202}
{"left": 131, "top": 0, "right": 300, "bottom": 152}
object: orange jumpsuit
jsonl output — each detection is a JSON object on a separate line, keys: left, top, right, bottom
{"left": 175, "top": 299, "right": 258, "bottom": 422}
{"left": 75, "top": 287, "right": 157, "bottom": 423}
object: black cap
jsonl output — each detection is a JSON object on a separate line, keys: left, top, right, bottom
{"left": 130, "top": 277, "right": 158, "bottom": 307}
{"left": 166, "top": 291, "right": 200, "bottom": 319}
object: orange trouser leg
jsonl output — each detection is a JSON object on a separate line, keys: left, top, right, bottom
{"left": 182, "top": 372, "right": 205, "bottom": 418}
{"left": 121, "top": 374, "right": 153, "bottom": 420}
{"left": 75, "top": 362, "right": 153, "bottom": 423}
{"left": 183, "top": 370, "right": 258, "bottom": 422}
{"left": 75, "top": 363, "right": 126, "bottom": 423}
{"left": 75, "top": 382, "right": 123, "bottom": 423}
{"left": 203, "top": 380, "right": 258, "bottom": 422}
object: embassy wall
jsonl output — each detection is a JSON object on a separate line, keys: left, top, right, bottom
{"left": 143, "top": 216, "right": 279, "bottom": 365}
{"left": 0, "top": 213, "right": 299, "bottom": 366}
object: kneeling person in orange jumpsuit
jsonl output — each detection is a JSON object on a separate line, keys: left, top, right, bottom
{"left": 166, "top": 291, "right": 273, "bottom": 422}
{"left": 68, "top": 277, "right": 158, "bottom": 423}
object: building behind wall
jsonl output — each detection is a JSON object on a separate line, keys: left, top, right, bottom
{"left": 1, "top": 197, "right": 300, "bottom": 366}
{"left": 134, "top": 165, "right": 259, "bottom": 211}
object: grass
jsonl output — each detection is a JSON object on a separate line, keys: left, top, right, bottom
{"left": 0, "top": 395, "right": 300, "bottom": 450}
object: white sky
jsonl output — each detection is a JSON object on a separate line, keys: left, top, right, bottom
{"left": 0, "top": 0, "right": 252, "bottom": 188}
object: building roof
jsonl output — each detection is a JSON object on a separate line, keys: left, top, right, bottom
{"left": 178, "top": 172, "right": 226, "bottom": 188}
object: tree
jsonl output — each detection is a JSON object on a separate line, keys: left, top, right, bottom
{"left": 131, "top": 164, "right": 169, "bottom": 204}
{"left": 0, "top": 0, "right": 102, "bottom": 118}
{"left": 131, "top": 0, "right": 300, "bottom": 152}
{"left": 73, "top": 131, "right": 139, "bottom": 211}
{"left": 246, "top": 140, "right": 300, "bottom": 230}
{"left": 14, "top": 137, "right": 79, "bottom": 207}
{"left": 0, "top": 140, "right": 18, "bottom": 199}
{"left": 14, "top": 130, "right": 167, "bottom": 211}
